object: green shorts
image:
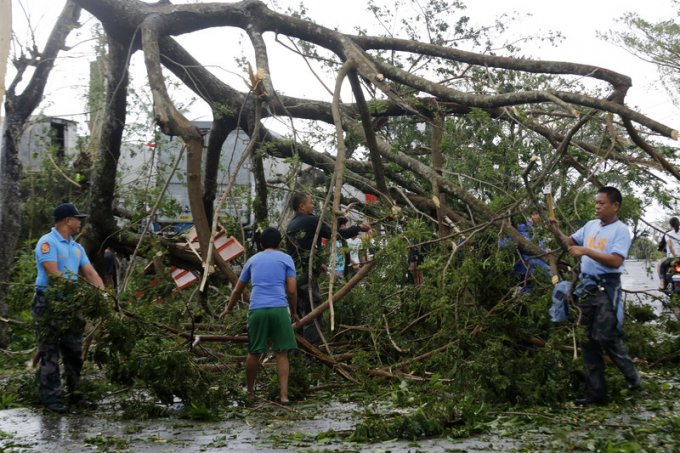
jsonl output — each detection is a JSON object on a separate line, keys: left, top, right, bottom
{"left": 247, "top": 307, "right": 297, "bottom": 353}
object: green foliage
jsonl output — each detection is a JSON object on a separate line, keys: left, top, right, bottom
{"left": 349, "top": 379, "right": 489, "bottom": 442}
{"left": 93, "top": 316, "right": 146, "bottom": 385}
{"left": 366, "top": 99, "right": 390, "bottom": 115}
{"left": 4, "top": 244, "right": 39, "bottom": 317}
{"left": 119, "top": 399, "right": 170, "bottom": 420}
{"left": 350, "top": 404, "right": 451, "bottom": 442}
{"left": 84, "top": 434, "right": 130, "bottom": 450}
{"left": 629, "top": 237, "right": 659, "bottom": 260}
{"left": 212, "top": 102, "right": 235, "bottom": 120}
{"left": 326, "top": 220, "right": 578, "bottom": 408}
{"left": 1, "top": 246, "right": 39, "bottom": 370}
{"left": 623, "top": 302, "right": 680, "bottom": 365}
{"left": 17, "top": 125, "right": 91, "bottom": 245}
{"left": 37, "top": 278, "right": 111, "bottom": 339}
{"left": 184, "top": 402, "right": 221, "bottom": 421}
{"left": 100, "top": 334, "right": 207, "bottom": 406}
{"left": 606, "top": 6, "right": 680, "bottom": 105}
{"left": 0, "top": 370, "right": 39, "bottom": 405}
{"left": 0, "top": 393, "right": 19, "bottom": 409}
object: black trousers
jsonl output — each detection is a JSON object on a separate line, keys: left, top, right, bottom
{"left": 298, "top": 279, "right": 323, "bottom": 345}
{"left": 659, "top": 258, "right": 673, "bottom": 286}
{"left": 32, "top": 292, "right": 84, "bottom": 405}
{"left": 578, "top": 288, "right": 640, "bottom": 401}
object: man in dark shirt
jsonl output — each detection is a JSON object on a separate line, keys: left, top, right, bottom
{"left": 286, "top": 192, "right": 369, "bottom": 344}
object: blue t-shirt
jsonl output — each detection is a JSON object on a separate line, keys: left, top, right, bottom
{"left": 239, "top": 250, "right": 296, "bottom": 310}
{"left": 35, "top": 227, "right": 91, "bottom": 290}
{"left": 571, "top": 219, "right": 631, "bottom": 275}
{"left": 330, "top": 240, "right": 345, "bottom": 272}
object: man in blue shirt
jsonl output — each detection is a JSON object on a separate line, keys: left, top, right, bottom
{"left": 34, "top": 203, "right": 105, "bottom": 413}
{"left": 553, "top": 187, "right": 641, "bottom": 405}
{"left": 220, "top": 227, "right": 298, "bottom": 403}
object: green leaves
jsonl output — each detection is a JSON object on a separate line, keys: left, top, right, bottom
{"left": 36, "top": 278, "right": 111, "bottom": 339}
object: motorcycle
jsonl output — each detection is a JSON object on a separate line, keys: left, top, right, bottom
{"left": 662, "top": 258, "right": 680, "bottom": 294}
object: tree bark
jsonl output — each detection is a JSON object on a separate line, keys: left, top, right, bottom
{"left": 252, "top": 152, "right": 268, "bottom": 226}
{"left": 430, "top": 114, "right": 448, "bottom": 237}
{"left": 0, "top": 1, "right": 81, "bottom": 348}
{"left": 81, "top": 35, "right": 131, "bottom": 263}
{"left": 203, "top": 117, "right": 237, "bottom": 225}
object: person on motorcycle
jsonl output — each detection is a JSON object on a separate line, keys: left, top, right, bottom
{"left": 658, "top": 217, "right": 680, "bottom": 290}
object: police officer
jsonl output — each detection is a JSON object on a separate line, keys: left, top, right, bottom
{"left": 553, "top": 187, "right": 641, "bottom": 405}
{"left": 34, "top": 203, "right": 105, "bottom": 413}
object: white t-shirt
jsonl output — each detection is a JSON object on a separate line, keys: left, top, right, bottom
{"left": 666, "top": 229, "right": 680, "bottom": 257}
{"left": 346, "top": 237, "right": 361, "bottom": 264}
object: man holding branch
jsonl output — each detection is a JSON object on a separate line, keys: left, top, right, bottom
{"left": 552, "top": 187, "right": 641, "bottom": 405}
{"left": 34, "top": 203, "right": 105, "bottom": 413}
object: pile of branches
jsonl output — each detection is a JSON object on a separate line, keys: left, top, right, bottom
{"left": 88, "top": 221, "right": 679, "bottom": 410}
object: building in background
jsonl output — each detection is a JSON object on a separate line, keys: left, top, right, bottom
{"left": 156, "top": 122, "right": 252, "bottom": 224}
{"left": 15, "top": 116, "right": 79, "bottom": 171}
{"left": 13, "top": 117, "right": 368, "bottom": 231}
{"left": 118, "top": 122, "right": 291, "bottom": 229}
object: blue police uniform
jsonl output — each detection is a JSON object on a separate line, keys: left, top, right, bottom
{"left": 33, "top": 226, "right": 91, "bottom": 409}
{"left": 36, "top": 227, "right": 91, "bottom": 289}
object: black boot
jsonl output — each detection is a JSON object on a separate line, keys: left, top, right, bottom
{"left": 69, "top": 391, "right": 97, "bottom": 409}
{"left": 44, "top": 402, "right": 69, "bottom": 414}
{"left": 574, "top": 396, "right": 607, "bottom": 406}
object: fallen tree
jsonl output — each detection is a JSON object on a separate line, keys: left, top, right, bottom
{"left": 2, "top": 0, "right": 680, "bottom": 421}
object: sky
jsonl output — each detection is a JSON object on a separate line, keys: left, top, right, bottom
{"left": 7, "top": 0, "right": 678, "bottom": 123}
{"left": 466, "top": 0, "right": 678, "bottom": 126}
{"left": 4, "top": 0, "right": 680, "bottom": 220}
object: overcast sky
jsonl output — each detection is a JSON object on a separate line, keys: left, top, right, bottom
{"left": 7, "top": 0, "right": 678, "bottom": 124}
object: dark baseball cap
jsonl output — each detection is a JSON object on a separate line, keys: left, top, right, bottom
{"left": 54, "top": 203, "right": 88, "bottom": 222}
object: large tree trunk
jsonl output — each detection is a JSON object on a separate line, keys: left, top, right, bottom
{"left": 203, "top": 117, "right": 237, "bottom": 225}
{"left": 80, "top": 34, "right": 132, "bottom": 265}
{"left": 252, "top": 152, "right": 268, "bottom": 226}
{"left": 0, "top": 2, "right": 81, "bottom": 347}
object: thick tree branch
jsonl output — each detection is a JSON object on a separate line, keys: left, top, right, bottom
{"left": 372, "top": 58, "right": 677, "bottom": 139}
{"left": 622, "top": 117, "right": 680, "bottom": 181}
{"left": 86, "top": 35, "right": 132, "bottom": 257}
{"left": 351, "top": 34, "right": 633, "bottom": 99}
{"left": 347, "top": 70, "right": 390, "bottom": 201}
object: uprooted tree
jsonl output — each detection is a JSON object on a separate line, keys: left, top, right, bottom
{"left": 2, "top": 0, "right": 680, "bottom": 405}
